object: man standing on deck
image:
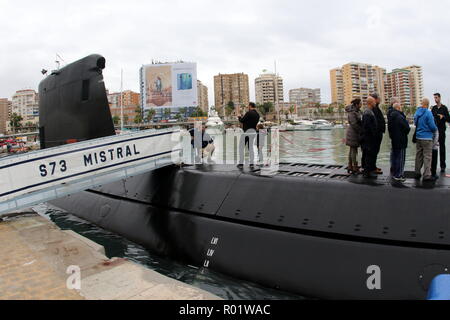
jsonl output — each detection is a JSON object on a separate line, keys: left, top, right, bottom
{"left": 370, "top": 93, "right": 386, "bottom": 174}
{"left": 361, "top": 96, "right": 379, "bottom": 179}
{"left": 415, "top": 98, "right": 438, "bottom": 181}
{"left": 238, "top": 102, "right": 260, "bottom": 168}
{"left": 431, "top": 93, "right": 450, "bottom": 175}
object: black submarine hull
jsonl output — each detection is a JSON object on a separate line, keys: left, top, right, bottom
{"left": 40, "top": 55, "right": 450, "bottom": 299}
{"left": 51, "top": 163, "right": 450, "bottom": 300}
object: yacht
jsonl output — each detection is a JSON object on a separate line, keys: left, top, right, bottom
{"left": 205, "top": 110, "right": 225, "bottom": 134}
{"left": 312, "top": 119, "right": 334, "bottom": 131}
{"left": 285, "top": 120, "right": 316, "bottom": 131}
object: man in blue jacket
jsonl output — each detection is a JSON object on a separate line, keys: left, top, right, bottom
{"left": 415, "top": 98, "right": 438, "bottom": 181}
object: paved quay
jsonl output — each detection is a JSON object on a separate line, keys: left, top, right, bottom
{"left": 0, "top": 211, "right": 220, "bottom": 300}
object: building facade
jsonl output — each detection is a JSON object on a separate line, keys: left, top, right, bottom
{"left": 214, "top": 73, "right": 250, "bottom": 115}
{"left": 107, "top": 90, "right": 141, "bottom": 124}
{"left": 255, "top": 73, "right": 284, "bottom": 105}
{"left": 197, "top": 80, "right": 209, "bottom": 113}
{"left": 330, "top": 68, "right": 345, "bottom": 106}
{"left": 404, "top": 65, "right": 424, "bottom": 108}
{"left": 385, "top": 69, "right": 412, "bottom": 108}
{"left": 11, "top": 90, "right": 39, "bottom": 125}
{"left": 331, "top": 62, "right": 424, "bottom": 108}
{"left": 0, "top": 98, "right": 11, "bottom": 134}
{"left": 289, "top": 88, "right": 321, "bottom": 108}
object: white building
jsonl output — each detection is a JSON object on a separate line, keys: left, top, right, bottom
{"left": 11, "top": 89, "right": 39, "bottom": 124}
{"left": 255, "top": 72, "right": 284, "bottom": 105}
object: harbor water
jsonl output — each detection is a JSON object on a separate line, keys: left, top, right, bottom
{"left": 34, "top": 128, "right": 450, "bottom": 299}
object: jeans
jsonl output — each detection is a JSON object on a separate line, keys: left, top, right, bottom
{"left": 415, "top": 139, "right": 433, "bottom": 179}
{"left": 392, "top": 148, "right": 406, "bottom": 178}
{"left": 239, "top": 132, "right": 256, "bottom": 165}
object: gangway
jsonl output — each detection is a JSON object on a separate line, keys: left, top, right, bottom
{"left": 0, "top": 128, "right": 181, "bottom": 216}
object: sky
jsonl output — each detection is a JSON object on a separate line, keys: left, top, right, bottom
{"left": 1, "top": 0, "right": 450, "bottom": 105}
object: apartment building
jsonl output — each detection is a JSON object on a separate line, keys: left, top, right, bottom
{"left": 255, "top": 73, "right": 284, "bottom": 105}
{"left": 197, "top": 80, "right": 209, "bottom": 113}
{"left": 214, "top": 73, "right": 250, "bottom": 115}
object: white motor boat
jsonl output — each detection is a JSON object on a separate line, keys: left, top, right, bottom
{"left": 312, "top": 119, "right": 334, "bottom": 131}
{"left": 205, "top": 110, "right": 225, "bottom": 134}
{"left": 285, "top": 120, "right": 316, "bottom": 131}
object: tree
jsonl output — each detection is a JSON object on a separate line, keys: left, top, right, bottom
{"left": 164, "top": 108, "right": 171, "bottom": 119}
{"left": 134, "top": 106, "right": 143, "bottom": 124}
{"left": 289, "top": 105, "right": 296, "bottom": 117}
{"left": 257, "top": 102, "right": 274, "bottom": 116}
{"left": 180, "top": 107, "right": 188, "bottom": 119}
{"left": 191, "top": 107, "right": 207, "bottom": 118}
{"left": 10, "top": 113, "right": 23, "bottom": 133}
{"left": 175, "top": 113, "right": 183, "bottom": 122}
{"left": 146, "top": 109, "right": 156, "bottom": 122}
{"left": 225, "top": 101, "right": 235, "bottom": 117}
{"left": 112, "top": 115, "right": 120, "bottom": 125}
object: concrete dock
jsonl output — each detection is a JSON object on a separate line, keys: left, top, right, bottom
{"left": 0, "top": 212, "right": 220, "bottom": 300}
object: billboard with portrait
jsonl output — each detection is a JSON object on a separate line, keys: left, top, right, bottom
{"left": 142, "top": 62, "right": 198, "bottom": 110}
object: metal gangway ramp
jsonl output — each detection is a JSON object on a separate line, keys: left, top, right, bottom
{"left": 0, "top": 128, "right": 181, "bottom": 215}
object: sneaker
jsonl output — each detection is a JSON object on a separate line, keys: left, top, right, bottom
{"left": 375, "top": 168, "right": 383, "bottom": 175}
{"left": 393, "top": 176, "right": 406, "bottom": 182}
{"left": 441, "top": 168, "right": 446, "bottom": 173}
{"left": 237, "top": 164, "right": 244, "bottom": 169}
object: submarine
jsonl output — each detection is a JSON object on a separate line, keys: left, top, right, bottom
{"left": 39, "top": 55, "right": 450, "bottom": 300}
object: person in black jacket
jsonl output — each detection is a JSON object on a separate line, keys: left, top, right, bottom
{"left": 387, "top": 97, "right": 400, "bottom": 174}
{"left": 370, "top": 93, "right": 386, "bottom": 174}
{"left": 431, "top": 93, "right": 450, "bottom": 174}
{"left": 388, "top": 103, "right": 411, "bottom": 182}
{"left": 238, "top": 102, "right": 260, "bottom": 168}
{"left": 361, "top": 96, "right": 379, "bottom": 178}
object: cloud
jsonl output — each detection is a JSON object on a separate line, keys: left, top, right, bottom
{"left": 1, "top": 0, "right": 450, "bottom": 105}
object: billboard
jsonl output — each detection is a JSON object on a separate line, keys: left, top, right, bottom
{"left": 142, "top": 62, "right": 198, "bottom": 110}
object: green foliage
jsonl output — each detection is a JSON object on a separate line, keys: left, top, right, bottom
{"left": 257, "top": 102, "right": 274, "bottom": 115}
{"left": 10, "top": 113, "right": 23, "bottom": 132}
{"left": 112, "top": 115, "right": 120, "bottom": 125}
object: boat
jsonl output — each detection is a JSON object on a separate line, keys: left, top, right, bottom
{"left": 205, "top": 110, "right": 225, "bottom": 135}
{"left": 312, "top": 119, "right": 334, "bottom": 131}
{"left": 38, "top": 55, "right": 450, "bottom": 300}
{"left": 284, "top": 120, "right": 316, "bottom": 131}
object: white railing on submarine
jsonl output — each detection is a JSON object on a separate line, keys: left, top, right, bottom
{"left": 0, "top": 128, "right": 182, "bottom": 216}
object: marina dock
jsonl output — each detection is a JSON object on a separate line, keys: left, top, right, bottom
{"left": 0, "top": 211, "right": 220, "bottom": 300}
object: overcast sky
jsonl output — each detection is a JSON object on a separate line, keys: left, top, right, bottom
{"left": 1, "top": 0, "right": 450, "bottom": 105}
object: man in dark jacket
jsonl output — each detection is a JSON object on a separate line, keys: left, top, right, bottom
{"left": 431, "top": 93, "right": 450, "bottom": 174}
{"left": 361, "top": 96, "right": 379, "bottom": 178}
{"left": 370, "top": 93, "right": 386, "bottom": 174}
{"left": 238, "top": 102, "right": 260, "bottom": 168}
{"left": 388, "top": 103, "right": 411, "bottom": 182}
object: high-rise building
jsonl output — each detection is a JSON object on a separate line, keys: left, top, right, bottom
{"left": 107, "top": 90, "right": 141, "bottom": 124}
{"left": 289, "top": 88, "right": 321, "bottom": 108}
{"left": 403, "top": 65, "right": 424, "bottom": 107}
{"left": 330, "top": 63, "right": 386, "bottom": 106}
{"left": 255, "top": 73, "right": 284, "bottom": 105}
{"left": 197, "top": 80, "right": 209, "bottom": 113}
{"left": 331, "top": 62, "right": 424, "bottom": 108}
{"left": 214, "top": 73, "right": 250, "bottom": 115}
{"left": 330, "top": 68, "right": 344, "bottom": 106}
{"left": 0, "top": 98, "right": 11, "bottom": 134}
{"left": 385, "top": 69, "right": 412, "bottom": 108}
{"left": 11, "top": 89, "right": 39, "bottom": 124}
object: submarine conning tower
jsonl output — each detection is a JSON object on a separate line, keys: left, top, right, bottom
{"left": 38, "top": 54, "right": 115, "bottom": 149}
